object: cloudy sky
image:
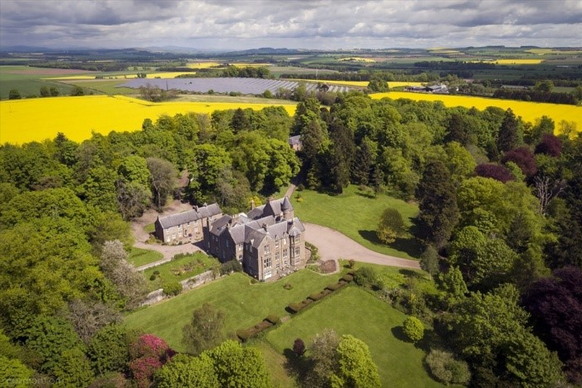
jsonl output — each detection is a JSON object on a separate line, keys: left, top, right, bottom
{"left": 1, "top": 0, "right": 581, "bottom": 50}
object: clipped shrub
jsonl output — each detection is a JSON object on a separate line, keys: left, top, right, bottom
{"left": 283, "top": 282, "right": 293, "bottom": 290}
{"left": 250, "top": 278, "right": 258, "bottom": 284}
{"left": 426, "top": 349, "right": 471, "bottom": 385}
{"left": 342, "top": 274, "right": 354, "bottom": 282}
{"left": 236, "top": 329, "right": 251, "bottom": 342}
{"left": 402, "top": 317, "right": 424, "bottom": 342}
{"left": 162, "top": 281, "right": 183, "bottom": 296}
{"left": 302, "top": 299, "right": 313, "bottom": 307}
{"left": 309, "top": 293, "right": 322, "bottom": 301}
{"left": 321, "top": 289, "right": 332, "bottom": 297}
{"left": 326, "top": 282, "right": 343, "bottom": 291}
{"left": 288, "top": 303, "right": 303, "bottom": 313}
{"left": 254, "top": 321, "right": 272, "bottom": 331}
{"left": 153, "top": 270, "right": 160, "bottom": 275}
{"left": 265, "top": 315, "right": 280, "bottom": 324}
{"left": 354, "top": 267, "right": 382, "bottom": 290}
{"left": 149, "top": 274, "right": 157, "bottom": 281}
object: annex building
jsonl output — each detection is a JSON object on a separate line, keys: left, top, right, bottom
{"left": 154, "top": 197, "right": 306, "bottom": 281}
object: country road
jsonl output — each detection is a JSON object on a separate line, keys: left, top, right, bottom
{"left": 304, "top": 223, "right": 421, "bottom": 269}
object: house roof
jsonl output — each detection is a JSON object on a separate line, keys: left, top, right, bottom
{"left": 288, "top": 135, "right": 301, "bottom": 146}
{"left": 157, "top": 203, "right": 222, "bottom": 229}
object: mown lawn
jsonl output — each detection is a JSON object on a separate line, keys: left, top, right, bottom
{"left": 143, "top": 252, "right": 217, "bottom": 291}
{"left": 124, "top": 270, "right": 345, "bottom": 351}
{"left": 264, "top": 286, "right": 442, "bottom": 387}
{"left": 127, "top": 247, "right": 163, "bottom": 267}
{"left": 293, "top": 185, "right": 422, "bottom": 259}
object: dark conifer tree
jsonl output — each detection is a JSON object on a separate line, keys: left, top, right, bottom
{"left": 351, "top": 142, "right": 372, "bottom": 185}
{"left": 415, "top": 160, "right": 459, "bottom": 248}
{"left": 497, "top": 108, "right": 520, "bottom": 153}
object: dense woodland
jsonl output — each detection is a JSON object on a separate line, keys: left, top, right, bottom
{"left": 1, "top": 89, "right": 582, "bottom": 387}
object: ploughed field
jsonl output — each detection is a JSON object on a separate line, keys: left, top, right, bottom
{"left": 120, "top": 77, "right": 356, "bottom": 94}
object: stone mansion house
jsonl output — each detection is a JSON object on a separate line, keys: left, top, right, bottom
{"left": 154, "top": 197, "right": 306, "bottom": 281}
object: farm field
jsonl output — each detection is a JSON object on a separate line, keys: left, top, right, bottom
{"left": 295, "top": 79, "right": 424, "bottom": 88}
{"left": 293, "top": 186, "right": 421, "bottom": 259}
{"left": 124, "top": 270, "right": 346, "bottom": 352}
{"left": 120, "top": 77, "right": 355, "bottom": 94}
{"left": 371, "top": 92, "right": 582, "bottom": 134}
{"left": 264, "top": 286, "right": 442, "bottom": 387}
{"left": 44, "top": 71, "right": 197, "bottom": 80}
{"left": 0, "top": 95, "right": 297, "bottom": 144}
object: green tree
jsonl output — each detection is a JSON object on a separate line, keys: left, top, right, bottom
{"left": 87, "top": 324, "right": 135, "bottom": 375}
{"left": 351, "top": 141, "right": 373, "bottom": 186}
{"left": 497, "top": 108, "right": 521, "bottom": 153}
{"left": 206, "top": 340, "right": 271, "bottom": 388}
{"left": 52, "top": 347, "right": 94, "bottom": 388}
{"left": 415, "top": 160, "right": 459, "bottom": 248}
{"left": 146, "top": 157, "right": 177, "bottom": 210}
{"left": 0, "top": 356, "right": 33, "bottom": 388}
{"left": 331, "top": 335, "right": 381, "bottom": 388}
{"left": 534, "top": 79, "right": 554, "bottom": 93}
{"left": 376, "top": 207, "right": 405, "bottom": 244}
{"left": 402, "top": 317, "right": 424, "bottom": 342}
{"left": 49, "top": 86, "right": 60, "bottom": 96}
{"left": 182, "top": 303, "right": 226, "bottom": 356}
{"left": 8, "top": 89, "right": 21, "bottom": 100}
{"left": 70, "top": 85, "right": 84, "bottom": 96}
{"left": 24, "top": 315, "right": 84, "bottom": 374}
{"left": 443, "top": 141, "right": 476, "bottom": 184}
{"left": 425, "top": 349, "right": 471, "bottom": 385}
{"left": 419, "top": 245, "right": 439, "bottom": 277}
{"left": 154, "top": 353, "right": 219, "bottom": 388}
{"left": 438, "top": 266, "right": 468, "bottom": 307}
{"left": 307, "top": 329, "right": 341, "bottom": 388}
{"left": 40, "top": 85, "right": 50, "bottom": 97}
{"left": 451, "top": 284, "right": 564, "bottom": 387}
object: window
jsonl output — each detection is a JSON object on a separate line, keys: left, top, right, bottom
{"left": 264, "top": 245, "right": 270, "bottom": 254}
{"left": 283, "top": 239, "right": 287, "bottom": 246}
{"left": 283, "top": 249, "right": 288, "bottom": 257}
{"left": 263, "top": 256, "right": 272, "bottom": 268}
{"left": 275, "top": 240, "right": 279, "bottom": 249}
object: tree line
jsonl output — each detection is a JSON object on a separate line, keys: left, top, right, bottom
{"left": 1, "top": 91, "right": 581, "bottom": 386}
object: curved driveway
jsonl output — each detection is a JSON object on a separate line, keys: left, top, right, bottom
{"left": 304, "top": 223, "right": 420, "bottom": 269}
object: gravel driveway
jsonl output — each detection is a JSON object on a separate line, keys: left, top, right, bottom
{"left": 304, "top": 223, "right": 420, "bottom": 269}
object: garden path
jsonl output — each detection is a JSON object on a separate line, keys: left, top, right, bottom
{"left": 132, "top": 200, "right": 203, "bottom": 271}
{"left": 304, "top": 223, "right": 420, "bottom": 270}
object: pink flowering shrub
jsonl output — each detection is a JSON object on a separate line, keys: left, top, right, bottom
{"left": 128, "top": 334, "right": 175, "bottom": 387}
{"left": 129, "top": 356, "right": 162, "bottom": 388}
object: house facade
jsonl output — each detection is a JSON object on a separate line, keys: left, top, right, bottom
{"left": 208, "top": 197, "right": 307, "bottom": 281}
{"left": 154, "top": 203, "right": 222, "bottom": 244}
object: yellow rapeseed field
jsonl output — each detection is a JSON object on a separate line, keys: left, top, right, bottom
{"left": 186, "top": 62, "right": 221, "bottom": 69}
{"left": 371, "top": 92, "right": 582, "bottom": 135}
{"left": 0, "top": 95, "right": 296, "bottom": 144}
{"left": 295, "top": 80, "right": 424, "bottom": 88}
{"left": 495, "top": 59, "right": 544, "bottom": 65}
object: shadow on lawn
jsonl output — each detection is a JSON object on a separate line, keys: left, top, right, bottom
{"left": 358, "top": 230, "right": 422, "bottom": 258}
{"left": 283, "top": 348, "right": 310, "bottom": 382}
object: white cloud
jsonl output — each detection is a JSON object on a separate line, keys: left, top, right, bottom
{"left": 0, "top": 0, "right": 580, "bottom": 49}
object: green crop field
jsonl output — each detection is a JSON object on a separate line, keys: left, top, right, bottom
{"left": 292, "top": 185, "right": 421, "bottom": 259}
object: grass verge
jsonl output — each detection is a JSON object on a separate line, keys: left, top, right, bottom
{"left": 128, "top": 247, "right": 163, "bottom": 267}
{"left": 293, "top": 185, "right": 421, "bottom": 259}
{"left": 124, "top": 270, "right": 344, "bottom": 351}
{"left": 264, "top": 286, "right": 442, "bottom": 387}
{"left": 143, "top": 252, "right": 217, "bottom": 290}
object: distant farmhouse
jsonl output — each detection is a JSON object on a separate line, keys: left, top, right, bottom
{"left": 154, "top": 197, "right": 307, "bottom": 281}
{"left": 288, "top": 135, "right": 302, "bottom": 151}
{"left": 405, "top": 83, "right": 449, "bottom": 94}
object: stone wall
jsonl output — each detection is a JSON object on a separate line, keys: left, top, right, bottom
{"left": 140, "top": 269, "right": 220, "bottom": 306}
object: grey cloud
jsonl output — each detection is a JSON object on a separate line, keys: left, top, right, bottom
{"left": 0, "top": 0, "right": 580, "bottom": 49}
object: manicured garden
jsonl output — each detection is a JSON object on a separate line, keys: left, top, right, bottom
{"left": 127, "top": 247, "right": 163, "bottom": 267}
{"left": 264, "top": 286, "right": 442, "bottom": 387}
{"left": 292, "top": 185, "right": 421, "bottom": 259}
{"left": 143, "top": 252, "right": 217, "bottom": 290}
{"left": 124, "top": 269, "right": 345, "bottom": 351}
